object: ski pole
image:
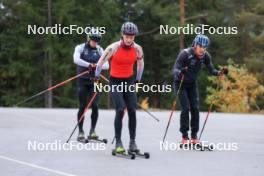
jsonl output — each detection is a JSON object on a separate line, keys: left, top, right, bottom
{"left": 66, "top": 92, "right": 98, "bottom": 143}
{"left": 99, "top": 73, "right": 159, "bottom": 122}
{"left": 99, "top": 74, "right": 108, "bottom": 82}
{"left": 15, "top": 70, "right": 91, "bottom": 106}
{"left": 162, "top": 101, "right": 177, "bottom": 144}
{"left": 198, "top": 76, "right": 222, "bottom": 141}
{"left": 138, "top": 105, "right": 159, "bottom": 122}
{"left": 162, "top": 74, "right": 185, "bottom": 144}
{"left": 198, "top": 103, "right": 213, "bottom": 140}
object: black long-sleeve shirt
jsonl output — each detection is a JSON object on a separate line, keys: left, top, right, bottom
{"left": 173, "top": 47, "right": 219, "bottom": 84}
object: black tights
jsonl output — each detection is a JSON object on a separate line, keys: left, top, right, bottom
{"left": 77, "top": 79, "right": 99, "bottom": 133}
{"left": 110, "top": 77, "right": 137, "bottom": 141}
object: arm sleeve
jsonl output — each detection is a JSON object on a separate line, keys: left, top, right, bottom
{"left": 135, "top": 45, "right": 144, "bottom": 81}
{"left": 102, "top": 61, "right": 109, "bottom": 70}
{"left": 73, "top": 44, "right": 91, "bottom": 67}
{"left": 205, "top": 53, "right": 220, "bottom": 76}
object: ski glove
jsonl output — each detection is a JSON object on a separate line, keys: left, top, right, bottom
{"left": 222, "top": 67, "right": 228, "bottom": 75}
{"left": 88, "top": 64, "right": 97, "bottom": 71}
{"left": 219, "top": 67, "right": 228, "bottom": 76}
{"left": 180, "top": 67, "right": 188, "bottom": 75}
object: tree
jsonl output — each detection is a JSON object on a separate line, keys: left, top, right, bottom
{"left": 206, "top": 59, "right": 264, "bottom": 113}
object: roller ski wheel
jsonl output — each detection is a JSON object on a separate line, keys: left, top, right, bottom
{"left": 189, "top": 137, "right": 213, "bottom": 151}
{"left": 112, "top": 149, "right": 136, "bottom": 160}
{"left": 128, "top": 149, "right": 150, "bottom": 159}
{"left": 179, "top": 143, "right": 189, "bottom": 149}
{"left": 87, "top": 137, "right": 108, "bottom": 144}
{"left": 87, "top": 133, "right": 108, "bottom": 144}
{"left": 194, "top": 143, "right": 214, "bottom": 151}
{"left": 77, "top": 132, "right": 88, "bottom": 143}
{"left": 179, "top": 143, "right": 214, "bottom": 151}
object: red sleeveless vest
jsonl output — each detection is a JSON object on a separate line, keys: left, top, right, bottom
{"left": 110, "top": 46, "right": 137, "bottom": 78}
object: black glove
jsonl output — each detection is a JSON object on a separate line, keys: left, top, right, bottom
{"left": 88, "top": 64, "right": 97, "bottom": 71}
{"left": 180, "top": 67, "right": 188, "bottom": 74}
{"left": 219, "top": 67, "right": 228, "bottom": 76}
{"left": 222, "top": 67, "right": 228, "bottom": 75}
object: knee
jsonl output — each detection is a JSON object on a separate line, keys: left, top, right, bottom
{"left": 116, "top": 107, "right": 126, "bottom": 117}
{"left": 78, "top": 106, "right": 85, "bottom": 114}
{"left": 190, "top": 97, "right": 199, "bottom": 110}
{"left": 181, "top": 106, "right": 190, "bottom": 114}
{"left": 127, "top": 106, "right": 136, "bottom": 114}
{"left": 190, "top": 105, "right": 199, "bottom": 112}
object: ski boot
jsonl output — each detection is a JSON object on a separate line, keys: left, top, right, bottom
{"left": 87, "top": 130, "right": 107, "bottom": 143}
{"left": 115, "top": 139, "right": 125, "bottom": 154}
{"left": 77, "top": 131, "right": 87, "bottom": 143}
{"left": 112, "top": 139, "right": 135, "bottom": 159}
{"left": 179, "top": 136, "right": 190, "bottom": 149}
{"left": 190, "top": 137, "right": 200, "bottom": 145}
{"left": 181, "top": 137, "right": 189, "bottom": 144}
{"left": 129, "top": 140, "right": 138, "bottom": 152}
{"left": 128, "top": 140, "right": 150, "bottom": 159}
{"left": 190, "top": 135, "right": 213, "bottom": 151}
{"left": 87, "top": 130, "right": 99, "bottom": 140}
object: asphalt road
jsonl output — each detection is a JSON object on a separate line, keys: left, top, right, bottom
{"left": 0, "top": 108, "right": 263, "bottom": 176}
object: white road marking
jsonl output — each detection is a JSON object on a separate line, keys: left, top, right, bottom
{"left": 0, "top": 155, "right": 77, "bottom": 176}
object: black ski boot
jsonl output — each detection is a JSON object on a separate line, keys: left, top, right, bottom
{"left": 87, "top": 129, "right": 98, "bottom": 140}
{"left": 128, "top": 140, "right": 149, "bottom": 159}
{"left": 77, "top": 131, "right": 87, "bottom": 143}
{"left": 115, "top": 139, "right": 125, "bottom": 154}
{"left": 129, "top": 140, "right": 138, "bottom": 152}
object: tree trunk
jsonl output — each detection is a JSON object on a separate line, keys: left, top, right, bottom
{"left": 179, "top": 0, "right": 185, "bottom": 50}
{"left": 45, "top": 0, "right": 53, "bottom": 108}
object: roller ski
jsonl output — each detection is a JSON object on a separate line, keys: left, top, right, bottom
{"left": 191, "top": 138, "right": 214, "bottom": 151}
{"left": 194, "top": 143, "right": 213, "bottom": 151}
{"left": 87, "top": 131, "right": 108, "bottom": 144}
{"left": 127, "top": 140, "right": 150, "bottom": 159}
{"left": 112, "top": 140, "right": 136, "bottom": 160}
{"left": 77, "top": 131, "right": 88, "bottom": 143}
{"left": 179, "top": 143, "right": 214, "bottom": 151}
{"left": 179, "top": 137, "right": 213, "bottom": 151}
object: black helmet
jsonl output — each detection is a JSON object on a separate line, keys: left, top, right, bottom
{"left": 87, "top": 29, "right": 102, "bottom": 42}
{"left": 121, "top": 22, "right": 138, "bottom": 35}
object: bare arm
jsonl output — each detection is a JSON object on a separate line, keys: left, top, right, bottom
{"left": 95, "top": 42, "right": 119, "bottom": 78}
{"left": 98, "top": 47, "right": 109, "bottom": 70}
